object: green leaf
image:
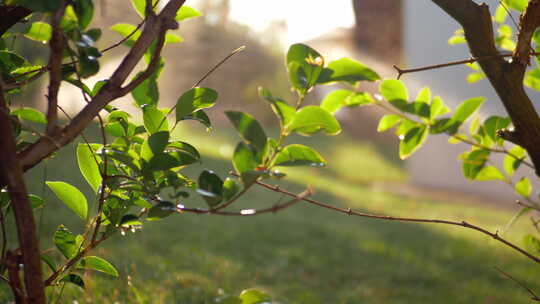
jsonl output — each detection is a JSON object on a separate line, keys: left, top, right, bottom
{"left": 72, "top": 0, "right": 94, "bottom": 29}
{"left": 452, "top": 97, "right": 485, "bottom": 124}
{"left": 504, "top": 145, "right": 526, "bottom": 176}
{"left": 143, "top": 106, "right": 168, "bottom": 134}
{"left": 147, "top": 201, "right": 176, "bottom": 221}
{"left": 197, "top": 170, "right": 223, "bottom": 207}
{"left": 222, "top": 178, "right": 240, "bottom": 201}
{"left": 285, "top": 106, "right": 341, "bottom": 136}
{"left": 176, "top": 6, "right": 203, "bottom": 21}
{"left": 515, "top": 177, "right": 532, "bottom": 197}
{"left": 110, "top": 23, "right": 141, "bottom": 46}
{"left": 47, "top": 181, "right": 88, "bottom": 220}
{"left": 494, "top": 4, "right": 508, "bottom": 24}
{"left": 461, "top": 149, "right": 490, "bottom": 179}
{"left": 54, "top": 225, "right": 78, "bottom": 259}
{"left": 179, "top": 110, "right": 212, "bottom": 129}
{"left": 467, "top": 72, "right": 486, "bottom": 83}
{"left": 29, "top": 194, "right": 44, "bottom": 209}
{"left": 233, "top": 142, "right": 259, "bottom": 174}
{"left": 78, "top": 256, "right": 119, "bottom": 277}
{"left": 273, "top": 144, "right": 326, "bottom": 167}
{"left": 77, "top": 143, "right": 103, "bottom": 193}
{"left": 399, "top": 126, "right": 428, "bottom": 159}
{"left": 41, "top": 254, "right": 57, "bottom": 272}
{"left": 132, "top": 71, "right": 160, "bottom": 108}
{"left": 11, "top": 108, "right": 47, "bottom": 124}
{"left": 380, "top": 79, "right": 408, "bottom": 103}
{"left": 525, "top": 68, "right": 540, "bottom": 91}
{"left": 141, "top": 131, "right": 169, "bottom": 161}
{"left": 225, "top": 111, "right": 267, "bottom": 151}
{"left": 415, "top": 87, "right": 431, "bottom": 104}
{"left": 61, "top": 274, "right": 85, "bottom": 289}
{"left": 239, "top": 289, "right": 271, "bottom": 304}
{"left": 322, "top": 57, "right": 380, "bottom": 84}
{"left": 165, "top": 33, "right": 183, "bottom": 44}
{"left": 377, "top": 114, "right": 402, "bottom": 132}
{"left": 0, "top": 50, "right": 27, "bottom": 74}
{"left": 167, "top": 141, "right": 200, "bottom": 165}
{"left": 130, "top": 0, "right": 158, "bottom": 18}
{"left": 24, "top": 22, "right": 52, "bottom": 42}
{"left": 78, "top": 46, "right": 100, "bottom": 78}
{"left": 60, "top": 5, "right": 79, "bottom": 32}
{"left": 258, "top": 87, "right": 295, "bottom": 127}
{"left": 474, "top": 166, "right": 505, "bottom": 181}
{"left": 483, "top": 116, "right": 511, "bottom": 142}
{"left": 502, "top": 0, "right": 528, "bottom": 12}
{"left": 14, "top": 0, "right": 60, "bottom": 12}
{"left": 523, "top": 234, "right": 540, "bottom": 256}
{"left": 320, "top": 90, "right": 374, "bottom": 114}
{"left": 286, "top": 43, "right": 323, "bottom": 93}
{"left": 448, "top": 35, "right": 466, "bottom": 45}
{"left": 175, "top": 87, "right": 218, "bottom": 121}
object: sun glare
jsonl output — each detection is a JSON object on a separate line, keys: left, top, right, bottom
{"left": 228, "top": 0, "right": 354, "bottom": 47}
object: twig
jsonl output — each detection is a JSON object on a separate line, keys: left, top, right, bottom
{"left": 393, "top": 52, "right": 540, "bottom": 79}
{"left": 161, "top": 45, "right": 245, "bottom": 131}
{"left": 495, "top": 266, "right": 540, "bottom": 301}
{"left": 247, "top": 177, "right": 540, "bottom": 265}
{"left": 175, "top": 188, "right": 312, "bottom": 216}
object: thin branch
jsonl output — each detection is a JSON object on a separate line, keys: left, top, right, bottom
{"left": 176, "top": 188, "right": 312, "bottom": 216}
{"left": 100, "top": 20, "right": 146, "bottom": 53}
{"left": 393, "top": 52, "right": 540, "bottom": 79}
{"left": 513, "top": 0, "right": 540, "bottom": 65}
{"left": 0, "top": 80, "right": 45, "bottom": 302}
{"left": 495, "top": 266, "right": 540, "bottom": 301}
{"left": 45, "top": 234, "right": 108, "bottom": 286}
{"left": 162, "top": 45, "right": 246, "bottom": 130}
{"left": 249, "top": 177, "right": 540, "bottom": 265}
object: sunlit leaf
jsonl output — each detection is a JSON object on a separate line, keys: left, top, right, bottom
{"left": 24, "top": 22, "right": 52, "bottom": 42}
{"left": 399, "top": 126, "right": 428, "bottom": 159}
{"left": 515, "top": 177, "right": 532, "bottom": 197}
{"left": 78, "top": 256, "right": 118, "bottom": 277}
{"left": 273, "top": 144, "right": 326, "bottom": 167}
{"left": 378, "top": 114, "right": 402, "bottom": 132}
{"left": 47, "top": 181, "right": 88, "bottom": 220}
{"left": 175, "top": 87, "right": 218, "bottom": 121}
{"left": 77, "top": 143, "right": 103, "bottom": 193}
{"left": 285, "top": 106, "right": 341, "bottom": 136}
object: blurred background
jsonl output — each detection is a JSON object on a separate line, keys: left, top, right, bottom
{"left": 5, "top": 0, "right": 540, "bottom": 303}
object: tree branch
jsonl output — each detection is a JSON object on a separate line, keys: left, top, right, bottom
{"left": 17, "top": 0, "right": 186, "bottom": 173}
{"left": 251, "top": 178, "right": 540, "bottom": 265}
{"left": 0, "top": 82, "right": 45, "bottom": 303}
{"left": 431, "top": 0, "right": 540, "bottom": 176}
{"left": 45, "top": 1, "right": 66, "bottom": 135}
{"left": 513, "top": 0, "right": 540, "bottom": 65}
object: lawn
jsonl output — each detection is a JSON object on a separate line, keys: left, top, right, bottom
{"left": 2, "top": 124, "right": 539, "bottom": 303}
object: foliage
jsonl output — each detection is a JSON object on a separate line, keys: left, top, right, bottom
{"left": 1, "top": 0, "right": 540, "bottom": 302}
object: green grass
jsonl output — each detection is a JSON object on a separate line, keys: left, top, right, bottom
{"left": 2, "top": 125, "right": 539, "bottom": 303}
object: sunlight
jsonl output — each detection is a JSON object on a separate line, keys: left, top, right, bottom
{"left": 228, "top": 0, "right": 354, "bottom": 47}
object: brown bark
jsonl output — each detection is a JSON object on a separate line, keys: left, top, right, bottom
{"left": 0, "top": 86, "right": 45, "bottom": 302}
{"left": 431, "top": 0, "right": 540, "bottom": 176}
